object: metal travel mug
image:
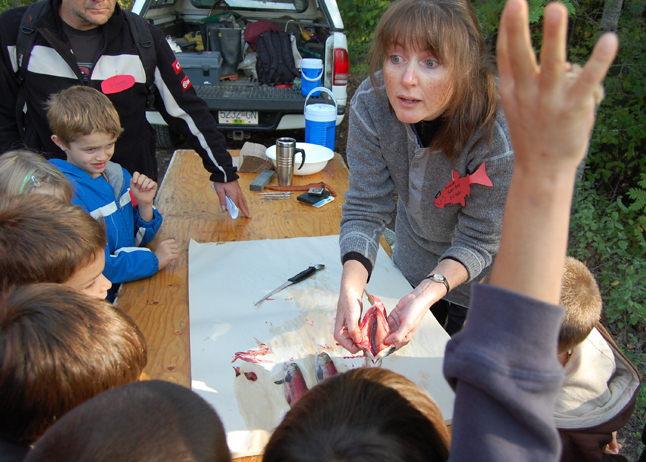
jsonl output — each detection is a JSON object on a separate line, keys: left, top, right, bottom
{"left": 275, "top": 137, "right": 306, "bottom": 186}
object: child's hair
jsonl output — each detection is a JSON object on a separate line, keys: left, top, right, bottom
{"left": 0, "top": 194, "right": 107, "bottom": 288}
{"left": 0, "top": 283, "right": 147, "bottom": 444}
{"left": 263, "top": 368, "right": 450, "bottom": 462}
{"left": 558, "top": 256, "right": 603, "bottom": 353}
{"left": 25, "top": 380, "right": 231, "bottom": 462}
{"left": 46, "top": 86, "right": 124, "bottom": 144}
{"left": 0, "top": 150, "right": 73, "bottom": 201}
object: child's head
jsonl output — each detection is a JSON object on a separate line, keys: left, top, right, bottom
{"left": 0, "top": 283, "right": 147, "bottom": 444}
{"left": 0, "top": 149, "right": 73, "bottom": 201}
{"left": 0, "top": 194, "right": 111, "bottom": 299}
{"left": 558, "top": 256, "right": 603, "bottom": 353}
{"left": 46, "top": 86, "right": 124, "bottom": 178}
{"left": 25, "top": 380, "right": 232, "bottom": 462}
{"left": 263, "top": 368, "right": 450, "bottom": 462}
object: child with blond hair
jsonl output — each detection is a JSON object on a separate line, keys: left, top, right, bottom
{"left": 0, "top": 149, "right": 73, "bottom": 201}
{"left": 46, "top": 86, "right": 178, "bottom": 300}
{"left": 555, "top": 257, "right": 640, "bottom": 462}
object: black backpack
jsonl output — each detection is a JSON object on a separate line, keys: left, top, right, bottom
{"left": 14, "top": 1, "right": 158, "bottom": 137}
{"left": 255, "top": 30, "right": 299, "bottom": 85}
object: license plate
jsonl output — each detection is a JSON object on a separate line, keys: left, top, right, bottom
{"left": 218, "top": 111, "right": 258, "bottom": 125}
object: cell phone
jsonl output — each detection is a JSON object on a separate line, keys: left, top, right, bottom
{"left": 297, "top": 190, "right": 331, "bottom": 206}
{"left": 308, "top": 187, "right": 324, "bottom": 197}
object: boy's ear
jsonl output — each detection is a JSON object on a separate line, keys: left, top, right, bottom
{"left": 51, "top": 134, "right": 67, "bottom": 151}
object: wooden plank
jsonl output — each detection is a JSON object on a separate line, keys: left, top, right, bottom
{"left": 116, "top": 149, "right": 349, "bottom": 388}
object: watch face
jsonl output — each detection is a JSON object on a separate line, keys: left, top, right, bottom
{"left": 433, "top": 274, "right": 444, "bottom": 282}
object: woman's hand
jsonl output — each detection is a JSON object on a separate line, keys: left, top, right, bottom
{"left": 385, "top": 279, "right": 446, "bottom": 348}
{"left": 387, "top": 259, "right": 469, "bottom": 347}
{"left": 334, "top": 260, "right": 369, "bottom": 353}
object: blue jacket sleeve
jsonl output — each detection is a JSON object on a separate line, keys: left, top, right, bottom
{"left": 102, "top": 244, "right": 159, "bottom": 285}
{"left": 133, "top": 205, "right": 162, "bottom": 247}
{"left": 444, "top": 284, "right": 565, "bottom": 462}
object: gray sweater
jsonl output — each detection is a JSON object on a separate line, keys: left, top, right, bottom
{"left": 340, "top": 75, "right": 514, "bottom": 307}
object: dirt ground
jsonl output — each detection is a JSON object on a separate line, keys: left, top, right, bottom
{"left": 156, "top": 73, "right": 644, "bottom": 459}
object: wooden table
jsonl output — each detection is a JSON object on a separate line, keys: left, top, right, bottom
{"left": 116, "top": 149, "right": 352, "bottom": 386}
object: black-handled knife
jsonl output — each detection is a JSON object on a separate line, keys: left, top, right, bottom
{"left": 253, "top": 264, "right": 325, "bottom": 306}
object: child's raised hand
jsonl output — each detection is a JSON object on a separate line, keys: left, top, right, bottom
{"left": 130, "top": 172, "right": 158, "bottom": 207}
{"left": 497, "top": 0, "right": 618, "bottom": 174}
{"left": 154, "top": 238, "right": 179, "bottom": 270}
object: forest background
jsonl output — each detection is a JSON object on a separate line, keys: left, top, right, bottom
{"left": 0, "top": 0, "right": 644, "bottom": 456}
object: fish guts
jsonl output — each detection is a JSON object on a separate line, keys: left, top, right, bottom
{"left": 357, "top": 293, "right": 395, "bottom": 367}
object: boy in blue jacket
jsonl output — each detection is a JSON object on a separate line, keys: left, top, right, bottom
{"left": 47, "top": 86, "right": 178, "bottom": 300}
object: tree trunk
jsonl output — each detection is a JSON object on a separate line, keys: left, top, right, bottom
{"left": 600, "top": 0, "right": 624, "bottom": 32}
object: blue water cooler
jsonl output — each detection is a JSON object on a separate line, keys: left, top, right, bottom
{"left": 301, "top": 58, "right": 323, "bottom": 97}
{"left": 304, "top": 87, "right": 337, "bottom": 152}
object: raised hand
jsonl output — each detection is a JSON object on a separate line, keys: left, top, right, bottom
{"left": 491, "top": 0, "right": 618, "bottom": 303}
{"left": 130, "top": 172, "right": 158, "bottom": 206}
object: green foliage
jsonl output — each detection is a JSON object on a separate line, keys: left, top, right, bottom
{"left": 567, "top": 1, "right": 646, "bottom": 197}
{"left": 569, "top": 178, "right": 646, "bottom": 326}
{"left": 337, "top": 0, "right": 390, "bottom": 72}
{"left": 0, "top": 0, "right": 36, "bottom": 11}
{"left": 119, "top": 0, "right": 134, "bottom": 11}
{"left": 627, "top": 173, "right": 646, "bottom": 214}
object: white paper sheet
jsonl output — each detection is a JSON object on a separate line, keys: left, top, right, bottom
{"left": 188, "top": 236, "right": 455, "bottom": 457}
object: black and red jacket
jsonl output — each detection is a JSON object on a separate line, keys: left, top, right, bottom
{"left": 0, "top": 0, "right": 238, "bottom": 183}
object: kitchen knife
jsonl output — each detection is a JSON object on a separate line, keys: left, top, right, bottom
{"left": 253, "top": 264, "right": 325, "bottom": 306}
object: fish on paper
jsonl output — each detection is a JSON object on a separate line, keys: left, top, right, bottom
{"left": 433, "top": 162, "right": 492, "bottom": 208}
{"left": 357, "top": 293, "right": 396, "bottom": 368}
{"left": 275, "top": 363, "right": 309, "bottom": 407}
{"left": 315, "top": 352, "right": 338, "bottom": 383}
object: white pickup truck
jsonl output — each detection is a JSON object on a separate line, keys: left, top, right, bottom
{"left": 132, "top": 0, "right": 348, "bottom": 147}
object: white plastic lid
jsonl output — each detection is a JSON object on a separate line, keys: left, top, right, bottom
{"left": 301, "top": 58, "right": 323, "bottom": 70}
{"left": 305, "top": 103, "right": 336, "bottom": 122}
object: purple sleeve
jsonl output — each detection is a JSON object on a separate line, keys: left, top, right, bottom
{"left": 444, "top": 284, "right": 565, "bottom": 462}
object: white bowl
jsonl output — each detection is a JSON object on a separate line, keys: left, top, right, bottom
{"left": 265, "top": 142, "right": 334, "bottom": 176}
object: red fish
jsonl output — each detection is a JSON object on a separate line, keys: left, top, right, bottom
{"left": 433, "top": 162, "right": 492, "bottom": 208}
{"left": 276, "top": 363, "right": 310, "bottom": 407}
{"left": 315, "top": 352, "right": 338, "bottom": 383}
{"left": 357, "top": 293, "right": 394, "bottom": 367}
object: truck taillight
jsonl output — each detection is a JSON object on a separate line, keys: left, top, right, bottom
{"left": 333, "top": 48, "right": 349, "bottom": 86}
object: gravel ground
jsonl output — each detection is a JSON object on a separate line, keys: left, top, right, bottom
{"left": 155, "top": 74, "right": 644, "bottom": 459}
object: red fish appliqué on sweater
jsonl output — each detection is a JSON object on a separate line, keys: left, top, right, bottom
{"left": 433, "top": 163, "right": 493, "bottom": 208}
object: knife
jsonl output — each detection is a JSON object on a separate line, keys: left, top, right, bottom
{"left": 253, "top": 264, "right": 325, "bottom": 306}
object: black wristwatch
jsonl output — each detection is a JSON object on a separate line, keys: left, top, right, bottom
{"left": 426, "top": 273, "right": 450, "bottom": 294}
